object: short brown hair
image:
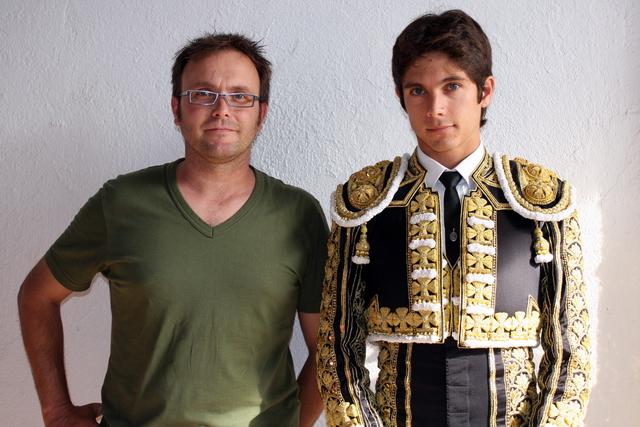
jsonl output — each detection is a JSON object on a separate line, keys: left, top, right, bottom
{"left": 392, "top": 10, "right": 493, "bottom": 126}
{"left": 172, "top": 33, "right": 272, "bottom": 104}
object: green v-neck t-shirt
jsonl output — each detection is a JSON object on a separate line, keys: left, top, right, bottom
{"left": 45, "top": 159, "right": 329, "bottom": 427}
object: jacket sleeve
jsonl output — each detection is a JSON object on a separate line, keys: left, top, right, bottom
{"left": 317, "top": 222, "right": 384, "bottom": 427}
{"left": 532, "top": 211, "right": 592, "bottom": 426}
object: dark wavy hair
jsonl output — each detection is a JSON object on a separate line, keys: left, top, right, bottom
{"left": 392, "top": 10, "right": 493, "bottom": 127}
{"left": 172, "top": 33, "right": 272, "bottom": 104}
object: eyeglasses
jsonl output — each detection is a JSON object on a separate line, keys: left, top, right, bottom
{"left": 178, "top": 90, "right": 260, "bottom": 108}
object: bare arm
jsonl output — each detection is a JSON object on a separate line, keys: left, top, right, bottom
{"left": 18, "top": 257, "right": 102, "bottom": 427}
{"left": 297, "top": 312, "right": 323, "bottom": 427}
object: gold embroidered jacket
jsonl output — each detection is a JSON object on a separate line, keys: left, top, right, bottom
{"left": 318, "top": 151, "right": 591, "bottom": 427}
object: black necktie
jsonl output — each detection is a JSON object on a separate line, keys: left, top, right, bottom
{"left": 439, "top": 171, "right": 462, "bottom": 265}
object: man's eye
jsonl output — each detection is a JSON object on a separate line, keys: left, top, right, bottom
{"left": 446, "top": 83, "right": 460, "bottom": 91}
{"left": 409, "top": 88, "right": 425, "bottom": 96}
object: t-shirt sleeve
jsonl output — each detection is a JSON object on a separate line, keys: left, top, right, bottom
{"left": 45, "top": 187, "right": 109, "bottom": 292}
{"left": 297, "top": 195, "right": 330, "bottom": 313}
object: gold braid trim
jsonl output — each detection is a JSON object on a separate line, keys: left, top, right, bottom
{"left": 498, "top": 154, "right": 572, "bottom": 216}
{"left": 501, "top": 347, "right": 537, "bottom": 426}
{"left": 542, "top": 212, "right": 592, "bottom": 427}
{"left": 333, "top": 156, "right": 405, "bottom": 223}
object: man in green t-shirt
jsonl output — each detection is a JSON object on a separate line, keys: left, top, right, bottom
{"left": 18, "top": 33, "right": 328, "bottom": 427}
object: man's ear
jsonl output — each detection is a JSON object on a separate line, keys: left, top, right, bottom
{"left": 480, "top": 76, "right": 495, "bottom": 108}
{"left": 395, "top": 88, "right": 408, "bottom": 112}
{"left": 171, "top": 96, "right": 181, "bottom": 126}
{"left": 257, "top": 103, "right": 268, "bottom": 130}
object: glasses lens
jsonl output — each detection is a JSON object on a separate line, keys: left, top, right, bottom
{"left": 189, "top": 91, "right": 218, "bottom": 105}
{"left": 226, "top": 93, "right": 255, "bottom": 107}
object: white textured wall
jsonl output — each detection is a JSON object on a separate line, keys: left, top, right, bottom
{"left": 2, "top": 0, "right": 638, "bottom": 425}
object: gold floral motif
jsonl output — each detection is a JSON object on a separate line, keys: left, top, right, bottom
{"left": 467, "top": 195, "right": 494, "bottom": 218}
{"left": 467, "top": 223, "right": 494, "bottom": 244}
{"left": 460, "top": 301, "right": 541, "bottom": 344}
{"left": 410, "top": 192, "right": 437, "bottom": 213}
{"left": 461, "top": 190, "right": 499, "bottom": 326}
{"left": 501, "top": 347, "right": 537, "bottom": 426}
{"left": 334, "top": 157, "right": 404, "bottom": 221}
{"left": 324, "top": 398, "right": 364, "bottom": 426}
{"left": 411, "top": 277, "right": 439, "bottom": 303}
{"left": 411, "top": 246, "right": 437, "bottom": 269}
{"left": 466, "top": 252, "right": 494, "bottom": 272}
{"left": 409, "top": 220, "right": 437, "bottom": 240}
{"left": 500, "top": 155, "right": 572, "bottom": 214}
{"left": 465, "top": 281, "right": 494, "bottom": 306}
{"left": 541, "top": 212, "right": 591, "bottom": 426}
{"left": 376, "top": 342, "right": 399, "bottom": 426}
{"left": 366, "top": 301, "right": 442, "bottom": 337}
{"left": 319, "top": 227, "right": 368, "bottom": 427}
{"left": 521, "top": 162, "right": 558, "bottom": 205}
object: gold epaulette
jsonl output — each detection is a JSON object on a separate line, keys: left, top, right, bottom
{"left": 493, "top": 153, "right": 574, "bottom": 222}
{"left": 330, "top": 154, "right": 409, "bottom": 227}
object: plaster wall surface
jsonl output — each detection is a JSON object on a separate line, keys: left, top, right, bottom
{"left": 1, "top": 0, "right": 638, "bottom": 425}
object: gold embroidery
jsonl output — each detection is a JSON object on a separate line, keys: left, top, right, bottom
{"left": 334, "top": 157, "right": 404, "bottom": 221}
{"left": 376, "top": 342, "right": 399, "bottom": 426}
{"left": 460, "top": 191, "right": 498, "bottom": 321}
{"left": 405, "top": 344, "right": 412, "bottom": 427}
{"left": 318, "top": 227, "right": 367, "bottom": 426}
{"left": 460, "top": 300, "right": 541, "bottom": 344}
{"left": 501, "top": 347, "right": 536, "bottom": 426}
{"left": 542, "top": 212, "right": 591, "bottom": 426}
{"left": 366, "top": 299, "right": 439, "bottom": 337}
{"left": 354, "top": 223, "right": 371, "bottom": 262}
{"left": 500, "top": 155, "right": 571, "bottom": 214}
{"left": 519, "top": 161, "right": 558, "bottom": 205}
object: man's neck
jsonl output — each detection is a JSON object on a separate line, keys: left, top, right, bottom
{"left": 176, "top": 155, "right": 256, "bottom": 227}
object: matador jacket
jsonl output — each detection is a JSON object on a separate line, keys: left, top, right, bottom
{"left": 317, "top": 150, "right": 591, "bottom": 427}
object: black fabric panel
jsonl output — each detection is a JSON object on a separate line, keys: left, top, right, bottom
{"left": 495, "top": 210, "right": 541, "bottom": 314}
{"left": 397, "top": 341, "right": 490, "bottom": 427}
{"left": 493, "top": 349, "right": 507, "bottom": 427}
{"left": 364, "top": 207, "right": 411, "bottom": 309}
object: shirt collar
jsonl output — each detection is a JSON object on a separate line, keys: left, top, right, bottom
{"left": 416, "top": 142, "right": 485, "bottom": 189}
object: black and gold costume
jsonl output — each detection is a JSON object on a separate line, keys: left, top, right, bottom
{"left": 318, "top": 150, "right": 591, "bottom": 427}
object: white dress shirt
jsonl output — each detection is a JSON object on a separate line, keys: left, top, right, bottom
{"left": 415, "top": 143, "right": 485, "bottom": 204}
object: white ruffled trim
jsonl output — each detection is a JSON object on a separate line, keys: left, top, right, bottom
{"left": 368, "top": 335, "right": 539, "bottom": 348}
{"left": 411, "top": 302, "right": 442, "bottom": 312}
{"left": 409, "top": 238, "right": 436, "bottom": 250}
{"left": 462, "top": 339, "right": 539, "bottom": 349}
{"left": 493, "top": 152, "right": 574, "bottom": 222}
{"left": 467, "top": 215, "right": 495, "bottom": 228}
{"left": 410, "top": 212, "right": 437, "bottom": 224}
{"left": 535, "top": 253, "right": 554, "bottom": 263}
{"left": 330, "top": 154, "right": 410, "bottom": 227}
{"left": 465, "top": 273, "right": 495, "bottom": 284}
{"left": 367, "top": 334, "right": 443, "bottom": 344}
{"left": 465, "top": 305, "right": 495, "bottom": 315}
{"left": 411, "top": 268, "right": 437, "bottom": 280}
{"left": 351, "top": 256, "right": 370, "bottom": 265}
{"left": 467, "top": 243, "right": 496, "bottom": 255}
